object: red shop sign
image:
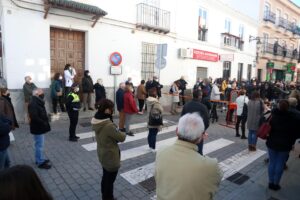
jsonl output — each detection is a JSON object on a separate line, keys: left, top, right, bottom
{"left": 192, "top": 49, "right": 219, "bottom": 62}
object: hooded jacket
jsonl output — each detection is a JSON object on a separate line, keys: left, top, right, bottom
{"left": 146, "top": 97, "right": 163, "bottom": 129}
{"left": 92, "top": 118, "right": 126, "bottom": 172}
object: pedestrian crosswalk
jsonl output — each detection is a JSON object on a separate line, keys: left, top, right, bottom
{"left": 78, "top": 119, "right": 267, "bottom": 195}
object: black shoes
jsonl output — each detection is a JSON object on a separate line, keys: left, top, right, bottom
{"left": 241, "top": 136, "right": 247, "bottom": 139}
{"left": 119, "top": 128, "right": 126, "bottom": 132}
{"left": 69, "top": 137, "right": 78, "bottom": 142}
{"left": 88, "top": 107, "right": 94, "bottom": 111}
{"left": 235, "top": 134, "right": 241, "bottom": 137}
{"left": 126, "top": 131, "right": 134, "bottom": 136}
{"left": 38, "top": 161, "right": 52, "bottom": 169}
{"left": 269, "top": 183, "right": 281, "bottom": 191}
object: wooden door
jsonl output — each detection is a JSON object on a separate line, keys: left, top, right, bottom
{"left": 50, "top": 28, "right": 85, "bottom": 83}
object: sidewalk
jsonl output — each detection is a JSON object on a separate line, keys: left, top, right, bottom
{"left": 223, "top": 152, "right": 300, "bottom": 200}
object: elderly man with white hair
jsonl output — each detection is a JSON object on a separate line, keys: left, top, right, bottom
{"left": 155, "top": 113, "right": 222, "bottom": 200}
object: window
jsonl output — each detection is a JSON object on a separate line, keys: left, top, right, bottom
{"left": 223, "top": 61, "right": 231, "bottom": 79}
{"left": 247, "top": 64, "right": 252, "bottom": 81}
{"left": 141, "top": 42, "right": 156, "bottom": 81}
{"left": 239, "top": 25, "right": 244, "bottom": 39}
{"left": 225, "top": 19, "right": 231, "bottom": 33}
{"left": 237, "top": 63, "right": 243, "bottom": 82}
{"left": 198, "top": 8, "right": 208, "bottom": 41}
{"left": 283, "top": 13, "right": 288, "bottom": 21}
{"left": 263, "top": 33, "right": 269, "bottom": 52}
{"left": 276, "top": 9, "right": 281, "bottom": 25}
{"left": 264, "top": 3, "right": 270, "bottom": 14}
{"left": 257, "top": 69, "right": 262, "bottom": 82}
{"left": 143, "top": 0, "right": 160, "bottom": 7}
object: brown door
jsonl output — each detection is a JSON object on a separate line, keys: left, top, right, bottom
{"left": 50, "top": 28, "right": 85, "bottom": 83}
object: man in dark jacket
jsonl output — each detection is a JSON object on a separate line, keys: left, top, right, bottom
{"left": 178, "top": 76, "right": 187, "bottom": 106}
{"left": 181, "top": 89, "right": 210, "bottom": 155}
{"left": 82, "top": 70, "right": 94, "bottom": 111}
{"left": 116, "top": 83, "right": 126, "bottom": 132}
{"left": 0, "top": 115, "right": 12, "bottom": 170}
{"left": 28, "top": 89, "right": 51, "bottom": 169}
{"left": 146, "top": 76, "right": 163, "bottom": 99}
{"left": 93, "top": 78, "right": 106, "bottom": 104}
{"left": 66, "top": 84, "right": 81, "bottom": 142}
{"left": 23, "top": 76, "right": 37, "bottom": 122}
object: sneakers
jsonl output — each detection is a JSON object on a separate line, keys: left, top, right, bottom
{"left": 38, "top": 161, "right": 52, "bottom": 169}
{"left": 149, "top": 148, "right": 156, "bottom": 153}
{"left": 137, "top": 111, "right": 143, "bottom": 115}
{"left": 126, "top": 131, "right": 134, "bottom": 136}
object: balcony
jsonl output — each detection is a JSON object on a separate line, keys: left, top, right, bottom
{"left": 278, "top": 17, "right": 288, "bottom": 29}
{"left": 263, "top": 43, "right": 298, "bottom": 60}
{"left": 221, "top": 33, "right": 244, "bottom": 51}
{"left": 136, "top": 3, "right": 170, "bottom": 34}
{"left": 263, "top": 11, "right": 276, "bottom": 24}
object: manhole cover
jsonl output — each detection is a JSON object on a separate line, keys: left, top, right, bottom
{"left": 226, "top": 172, "right": 249, "bottom": 185}
{"left": 80, "top": 122, "right": 91, "bottom": 127}
{"left": 139, "top": 177, "right": 156, "bottom": 192}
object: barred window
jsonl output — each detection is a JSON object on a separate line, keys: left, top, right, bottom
{"left": 141, "top": 42, "right": 156, "bottom": 81}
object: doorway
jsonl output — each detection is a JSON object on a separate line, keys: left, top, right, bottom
{"left": 196, "top": 67, "right": 208, "bottom": 81}
{"left": 223, "top": 61, "right": 231, "bottom": 79}
{"left": 50, "top": 27, "right": 85, "bottom": 82}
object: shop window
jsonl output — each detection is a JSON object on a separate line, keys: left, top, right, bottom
{"left": 141, "top": 42, "right": 156, "bottom": 81}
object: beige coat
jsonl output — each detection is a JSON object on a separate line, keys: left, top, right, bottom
{"left": 155, "top": 139, "right": 222, "bottom": 200}
{"left": 137, "top": 84, "right": 147, "bottom": 100}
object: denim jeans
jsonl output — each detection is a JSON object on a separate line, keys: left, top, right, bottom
{"left": 268, "top": 148, "right": 289, "bottom": 185}
{"left": 0, "top": 149, "right": 10, "bottom": 170}
{"left": 33, "top": 135, "right": 45, "bottom": 165}
{"left": 148, "top": 128, "right": 158, "bottom": 149}
{"left": 197, "top": 140, "right": 204, "bottom": 155}
{"left": 248, "top": 130, "right": 257, "bottom": 145}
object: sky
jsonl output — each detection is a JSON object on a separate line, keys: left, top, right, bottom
{"left": 291, "top": 0, "right": 300, "bottom": 6}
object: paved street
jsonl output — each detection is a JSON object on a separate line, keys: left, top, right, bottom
{"left": 8, "top": 111, "right": 300, "bottom": 200}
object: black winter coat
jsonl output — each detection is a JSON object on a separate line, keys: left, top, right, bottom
{"left": 28, "top": 96, "right": 51, "bottom": 134}
{"left": 82, "top": 76, "right": 94, "bottom": 93}
{"left": 0, "top": 115, "right": 11, "bottom": 151}
{"left": 116, "top": 88, "right": 124, "bottom": 111}
{"left": 94, "top": 83, "right": 106, "bottom": 102}
{"left": 181, "top": 99, "right": 210, "bottom": 130}
{"left": 146, "top": 80, "right": 163, "bottom": 98}
{"left": 266, "top": 108, "right": 300, "bottom": 152}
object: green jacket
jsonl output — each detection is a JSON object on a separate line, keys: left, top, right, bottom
{"left": 92, "top": 118, "right": 126, "bottom": 172}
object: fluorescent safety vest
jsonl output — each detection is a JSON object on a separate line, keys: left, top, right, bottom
{"left": 68, "top": 93, "right": 80, "bottom": 102}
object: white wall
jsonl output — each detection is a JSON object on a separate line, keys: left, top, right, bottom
{"left": 1, "top": 0, "right": 258, "bottom": 90}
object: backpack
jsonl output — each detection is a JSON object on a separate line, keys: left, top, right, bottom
{"left": 149, "top": 103, "right": 163, "bottom": 126}
{"left": 169, "top": 87, "right": 173, "bottom": 94}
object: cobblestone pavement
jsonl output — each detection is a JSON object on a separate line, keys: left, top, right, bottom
{"left": 8, "top": 110, "right": 300, "bottom": 200}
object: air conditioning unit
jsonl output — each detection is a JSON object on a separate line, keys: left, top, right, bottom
{"left": 179, "top": 48, "right": 193, "bottom": 58}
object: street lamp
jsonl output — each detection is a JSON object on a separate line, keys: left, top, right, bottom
{"left": 249, "top": 35, "right": 263, "bottom": 63}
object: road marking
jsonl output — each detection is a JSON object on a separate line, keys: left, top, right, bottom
{"left": 219, "top": 149, "right": 266, "bottom": 180}
{"left": 121, "top": 138, "right": 234, "bottom": 185}
{"left": 9, "top": 132, "right": 15, "bottom": 141}
{"left": 78, "top": 120, "right": 169, "bottom": 140}
{"left": 81, "top": 125, "right": 177, "bottom": 151}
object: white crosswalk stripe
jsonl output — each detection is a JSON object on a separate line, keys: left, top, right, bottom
{"left": 77, "top": 120, "right": 170, "bottom": 140}
{"left": 81, "top": 125, "right": 177, "bottom": 151}
{"left": 120, "top": 138, "right": 234, "bottom": 184}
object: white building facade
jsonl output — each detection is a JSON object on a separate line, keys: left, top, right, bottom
{"left": 0, "top": 0, "right": 258, "bottom": 121}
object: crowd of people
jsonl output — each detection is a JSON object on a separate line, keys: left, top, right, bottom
{"left": 0, "top": 63, "right": 300, "bottom": 199}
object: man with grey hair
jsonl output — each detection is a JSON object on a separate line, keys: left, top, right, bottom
{"left": 155, "top": 113, "right": 222, "bottom": 200}
{"left": 28, "top": 88, "right": 51, "bottom": 169}
{"left": 116, "top": 82, "right": 126, "bottom": 132}
{"left": 288, "top": 97, "right": 300, "bottom": 119}
{"left": 23, "top": 76, "right": 37, "bottom": 122}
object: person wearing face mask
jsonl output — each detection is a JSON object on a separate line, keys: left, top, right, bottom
{"left": 93, "top": 78, "right": 106, "bottom": 105}
{"left": 66, "top": 84, "right": 81, "bottom": 142}
{"left": 63, "top": 64, "right": 77, "bottom": 98}
{"left": 82, "top": 70, "right": 94, "bottom": 111}
{"left": 50, "top": 73, "right": 65, "bottom": 114}
{"left": 92, "top": 99, "right": 126, "bottom": 200}
{"left": 123, "top": 83, "right": 138, "bottom": 136}
{"left": 28, "top": 88, "right": 51, "bottom": 169}
{"left": 23, "top": 76, "right": 37, "bottom": 122}
{"left": 0, "top": 88, "right": 19, "bottom": 130}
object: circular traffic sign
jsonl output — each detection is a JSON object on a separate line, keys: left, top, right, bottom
{"left": 109, "top": 52, "right": 122, "bottom": 66}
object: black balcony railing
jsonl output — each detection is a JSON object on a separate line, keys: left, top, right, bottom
{"left": 263, "top": 11, "right": 276, "bottom": 24}
{"left": 264, "top": 43, "right": 298, "bottom": 59}
{"left": 278, "top": 17, "right": 288, "bottom": 29}
{"left": 136, "top": 3, "right": 170, "bottom": 34}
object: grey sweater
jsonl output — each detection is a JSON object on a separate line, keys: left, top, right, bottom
{"left": 247, "top": 99, "right": 263, "bottom": 130}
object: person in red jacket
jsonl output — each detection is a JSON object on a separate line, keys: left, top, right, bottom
{"left": 123, "top": 83, "right": 138, "bottom": 136}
